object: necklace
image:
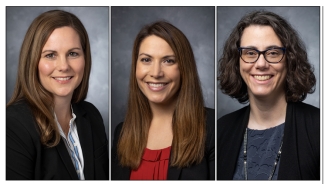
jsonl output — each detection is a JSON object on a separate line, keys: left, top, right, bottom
{"left": 243, "top": 127, "right": 284, "bottom": 180}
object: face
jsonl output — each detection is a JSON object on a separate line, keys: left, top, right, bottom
{"left": 136, "top": 35, "right": 181, "bottom": 106}
{"left": 239, "top": 25, "right": 287, "bottom": 100}
{"left": 38, "top": 26, "right": 85, "bottom": 101}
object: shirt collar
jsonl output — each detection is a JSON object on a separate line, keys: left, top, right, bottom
{"left": 54, "top": 105, "right": 77, "bottom": 137}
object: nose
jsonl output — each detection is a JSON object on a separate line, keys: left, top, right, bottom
{"left": 149, "top": 61, "right": 163, "bottom": 78}
{"left": 255, "top": 53, "right": 269, "bottom": 70}
{"left": 56, "top": 56, "right": 70, "bottom": 72}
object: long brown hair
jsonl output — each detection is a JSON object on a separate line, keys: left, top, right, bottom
{"left": 7, "top": 10, "right": 91, "bottom": 147}
{"left": 218, "top": 10, "right": 316, "bottom": 103}
{"left": 117, "top": 21, "right": 206, "bottom": 169}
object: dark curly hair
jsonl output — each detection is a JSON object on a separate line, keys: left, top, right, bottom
{"left": 218, "top": 10, "right": 316, "bottom": 103}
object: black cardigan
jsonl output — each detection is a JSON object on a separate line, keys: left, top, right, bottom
{"left": 217, "top": 102, "right": 320, "bottom": 180}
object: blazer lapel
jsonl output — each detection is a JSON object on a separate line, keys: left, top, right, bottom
{"left": 56, "top": 139, "right": 79, "bottom": 179}
{"left": 73, "top": 103, "right": 95, "bottom": 180}
{"left": 167, "top": 148, "right": 182, "bottom": 180}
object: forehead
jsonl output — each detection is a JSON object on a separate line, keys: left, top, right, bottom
{"left": 43, "top": 26, "right": 81, "bottom": 49}
{"left": 240, "top": 25, "right": 282, "bottom": 49}
{"left": 138, "top": 35, "right": 174, "bottom": 55}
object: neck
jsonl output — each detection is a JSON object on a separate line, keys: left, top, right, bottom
{"left": 146, "top": 100, "right": 175, "bottom": 149}
{"left": 149, "top": 100, "right": 176, "bottom": 125}
{"left": 248, "top": 92, "right": 287, "bottom": 130}
{"left": 54, "top": 96, "right": 72, "bottom": 136}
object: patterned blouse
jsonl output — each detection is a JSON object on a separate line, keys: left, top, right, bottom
{"left": 233, "top": 123, "right": 285, "bottom": 180}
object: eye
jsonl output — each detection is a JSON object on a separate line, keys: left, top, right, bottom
{"left": 69, "top": 52, "right": 79, "bottom": 57}
{"left": 45, "top": 53, "right": 55, "bottom": 59}
{"left": 140, "top": 58, "right": 151, "bottom": 62}
{"left": 244, "top": 50, "right": 257, "bottom": 55}
{"left": 268, "top": 51, "right": 279, "bottom": 55}
{"left": 163, "top": 59, "right": 175, "bottom": 64}
{"left": 242, "top": 49, "right": 258, "bottom": 58}
{"left": 266, "top": 49, "right": 281, "bottom": 57}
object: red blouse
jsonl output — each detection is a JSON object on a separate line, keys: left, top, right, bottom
{"left": 130, "top": 146, "right": 171, "bottom": 180}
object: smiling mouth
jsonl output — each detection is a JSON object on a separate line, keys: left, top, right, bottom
{"left": 53, "top": 77, "right": 73, "bottom": 81}
{"left": 147, "top": 83, "right": 168, "bottom": 87}
{"left": 253, "top": 75, "right": 272, "bottom": 81}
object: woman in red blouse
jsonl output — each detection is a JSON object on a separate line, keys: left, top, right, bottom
{"left": 111, "top": 21, "right": 215, "bottom": 180}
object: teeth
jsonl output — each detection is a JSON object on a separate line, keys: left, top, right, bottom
{"left": 254, "top": 75, "right": 271, "bottom": 81}
{"left": 54, "top": 77, "right": 72, "bottom": 81}
{"left": 148, "top": 83, "right": 166, "bottom": 87}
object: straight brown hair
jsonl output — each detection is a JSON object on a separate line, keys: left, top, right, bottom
{"left": 117, "top": 21, "right": 206, "bottom": 169}
{"left": 7, "top": 10, "right": 92, "bottom": 147}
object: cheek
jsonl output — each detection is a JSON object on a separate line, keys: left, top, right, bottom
{"left": 38, "top": 61, "right": 53, "bottom": 78}
{"left": 135, "top": 63, "right": 145, "bottom": 81}
{"left": 75, "top": 59, "right": 85, "bottom": 77}
{"left": 278, "top": 65, "right": 287, "bottom": 84}
{"left": 239, "top": 61, "right": 246, "bottom": 78}
{"left": 169, "top": 66, "right": 181, "bottom": 88}
{"left": 239, "top": 61, "right": 251, "bottom": 75}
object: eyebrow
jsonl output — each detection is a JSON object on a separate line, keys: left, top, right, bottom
{"left": 138, "top": 53, "right": 175, "bottom": 58}
{"left": 41, "top": 47, "right": 82, "bottom": 54}
{"left": 240, "top": 45, "right": 283, "bottom": 50}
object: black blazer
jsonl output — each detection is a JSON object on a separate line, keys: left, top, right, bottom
{"left": 6, "top": 100, "right": 109, "bottom": 180}
{"left": 111, "top": 108, "right": 215, "bottom": 180}
{"left": 217, "top": 102, "right": 320, "bottom": 180}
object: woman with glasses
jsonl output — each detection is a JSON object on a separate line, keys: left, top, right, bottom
{"left": 217, "top": 10, "right": 319, "bottom": 180}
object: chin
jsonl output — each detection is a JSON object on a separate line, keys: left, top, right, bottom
{"left": 249, "top": 90, "right": 272, "bottom": 98}
{"left": 53, "top": 90, "right": 74, "bottom": 98}
{"left": 148, "top": 98, "right": 165, "bottom": 104}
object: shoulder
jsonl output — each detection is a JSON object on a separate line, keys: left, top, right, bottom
{"left": 73, "top": 100, "right": 106, "bottom": 136}
{"left": 290, "top": 101, "right": 319, "bottom": 116}
{"left": 217, "top": 105, "right": 249, "bottom": 127}
{"left": 73, "top": 100, "right": 101, "bottom": 114}
{"left": 289, "top": 101, "right": 319, "bottom": 127}
{"left": 217, "top": 105, "right": 248, "bottom": 122}
{"left": 7, "top": 100, "right": 39, "bottom": 136}
{"left": 6, "top": 100, "right": 41, "bottom": 155}
{"left": 289, "top": 101, "right": 319, "bottom": 134}
{"left": 73, "top": 100, "right": 103, "bottom": 121}
{"left": 217, "top": 105, "right": 249, "bottom": 142}
{"left": 7, "top": 100, "right": 33, "bottom": 118}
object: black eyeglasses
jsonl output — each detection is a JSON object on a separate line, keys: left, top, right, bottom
{"left": 238, "top": 47, "right": 286, "bottom": 63}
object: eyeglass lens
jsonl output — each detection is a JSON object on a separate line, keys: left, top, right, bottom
{"left": 240, "top": 48, "right": 284, "bottom": 63}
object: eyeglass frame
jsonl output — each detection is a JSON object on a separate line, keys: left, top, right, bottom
{"left": 238, "top": 47, "right": 286, "bottom": 64}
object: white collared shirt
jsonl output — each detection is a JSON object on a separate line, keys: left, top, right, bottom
{"left": 54, "top": 107, "right": 85, "bottom": 180}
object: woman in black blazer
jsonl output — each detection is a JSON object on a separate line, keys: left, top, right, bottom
{"left": 6, "top": 10, "right": 109, "bottom": 180}
{"left": 111, "top": 21, "right": 215, "bottom": 180}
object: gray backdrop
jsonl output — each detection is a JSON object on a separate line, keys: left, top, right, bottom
{"left": 217, "top": 6, "right": 320, "bottom": 119}
{"left": 111, "top": 7, "right": 215, "bottom": 140}
{"left": 6, "top": 7, "right": 109, "bottom": 139}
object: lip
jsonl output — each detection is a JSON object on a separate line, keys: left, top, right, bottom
{"left": 52, "top": 76, "right": 73, "bottom": 84}
{"left": 251, "top": 74, "right": 274, "bottom": 83}
{"left": 146, "top": 82, "right": 168, "bottom": 91}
